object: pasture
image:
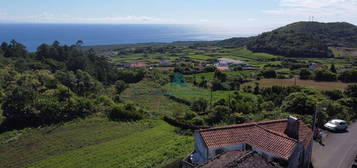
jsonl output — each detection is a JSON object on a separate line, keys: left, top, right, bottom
{"left": 121, "top": 80, "right": 193, "bottom": 117}
{"left": 243, "top": 78, "right": 351, "bottom": 91}
{"left": 0, "top": 118, "right": 193, "bottom": 168}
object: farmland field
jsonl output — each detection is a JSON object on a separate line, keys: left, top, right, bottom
{"left": 185, "top": 71, "right": 256, "bottom": 81}
{"left": 0, "top": 118, "right": 193, "bottom": 168}
{"left": 243, "top": 78, "right": 352, "bottom": 91}
{"left": 163, "top": 83, "right": 233, "bottom": 103}
{"left": 121, "top": 80, "right": 193, "bottom": 117}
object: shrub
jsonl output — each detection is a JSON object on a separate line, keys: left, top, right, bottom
{"left": 231, "top": 112, "right": 246, "bottom": 124}
{"left": 299, "top": 68, "right": 313, "bottom": 80}
{"left": 191, "top": 98, "right": 208, "bottom": 112}
{"left": 204, "top": 65, "right": 216, "bottom": 72}
{"left": 339, "top": 69, "right": 357, "bottom": 82}
{"left": 314, "top": 69, "right": 337, "bottom": 81}
{"left": 108, "top": 104, "right": 144, "bottom": 121}
{"left": 191, "top": 116, "right": 205, "bottom": 125}
{"left": 114, "top": 80, "right": 128, "bottom": 94}
{"left": 282, "top": 92, "right": 317, "bottom": 115}
{"left": 323, "top": 90, "right": 344, "bottom": 100}
{"left": 260, "top": 68, "right": 277, "bottom": 78}
{"left": 345, "top": 84, "right": 357, "bottom": 98}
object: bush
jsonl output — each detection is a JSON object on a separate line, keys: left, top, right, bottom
{"left": 67, "top": 97, "right": 96, "bottom": 119}
{"left": 260, "top": 68, "right": 277, "bottom": 78}
{"left": 314, "top": 69, "right": 337, "bottom": 81}
{"left": 345, "top": 84, "right": 357, "bottom": 98}
{"left": 191, "top": 98, "right": 208, "bottom": 112}
{"left": 323, "top": 90, "right": 344, "bottom": 100}
{"left": 114, "top": 80, "right": 128, "bottom": 94}
{"left": 204, "top": 66, "right": 216, "bottom": 72}
{"left": 108, "top": 103, "right": 144, "bottom": 121}
{"left": 230, "top": 112, "right": 246, "bottom": 124}
{"left": 299, "top": 68, "right": 313, "bottom": 80}
{"left": 339, "top": 69, "right": 357, "bottom": 82}
{"left": 282, "top": 92, "right": 317, "bottom": 115}
{"left": 211, "top": 80, "right": 230, "bottom": 91}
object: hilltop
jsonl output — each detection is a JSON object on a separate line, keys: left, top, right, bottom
{"left": 222, "top": 22, "right": 357, "bottom": 58}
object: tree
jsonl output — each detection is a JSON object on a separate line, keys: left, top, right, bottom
{"left": 207, "top": 105, "right": 230, "bottom": 124}
{"left": 253, "top": 82, "right": 260, "bottom": 94}
{"left": 345, "top": 84, "right": 357, "bottom": 98}
{"left": 2, "top": 40, "right": 27, "bottom": 58}
{"left": 314, "top": 69, "right": 337, "bottom": 81}
{"left": 282, "top": 92, "right": 317, "bottom": 115}
{"left": 114, "top": 80, "right": 128, "bottom": 94}
{"left": 108, "top": 103, "right": 144, "bottom": 121}
{"left": 191, "top": 98, "right": 208, "bottom": 112}
{"left": 261, "top": 68, "right": 277, "bottom": 78}
{"left": 330, "top": 64, "right": 337, "bottom": 73}
{"left": 76, "top": 40, "right": 84, "bottom": 47}
{"left": 339, "top": 69, "right": 357, "bottom": 82}
{"left": 214, "top": 70, "right": 227, "bottom": 82}
{"left": 323, "top": 90, "right": 344, "bottom": 100}
{"left": 299, "top": 68, "right": 313, "bottom": 80}
{"left": 2, "top": 86, "right": 37, "bottom": 129}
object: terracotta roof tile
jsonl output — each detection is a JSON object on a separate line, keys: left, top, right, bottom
{"left": 199, "top": 119, "right": 312, "bottom": 160}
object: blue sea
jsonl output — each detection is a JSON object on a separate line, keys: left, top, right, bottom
{"left": 0, "top": 23, "right": 238, "bottom": 51}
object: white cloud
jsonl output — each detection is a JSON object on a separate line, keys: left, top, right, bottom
{"left": 0, "top": 11, "right": 171, "bottom": 24}
{"left": 263, "top": 0, "right": 357, "bottom": 21}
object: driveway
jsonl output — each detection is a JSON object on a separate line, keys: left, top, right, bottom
{"left": 312, "top": 122, "right": 357, "bottom": 168}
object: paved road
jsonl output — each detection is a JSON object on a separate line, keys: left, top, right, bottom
{"left": 312, "top": 122, "right": 357, "bottom": 168}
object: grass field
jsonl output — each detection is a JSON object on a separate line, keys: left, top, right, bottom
{"left": 121, "top": 80, "right": 193, "bottom": 117}
{"left": 185, "top": 71, "right": 256, "bottom": 82}
{"left": 243, "top": 78, "right": 352, "bottom": 91}
{"left": 163, "top": 83, "right": 234, "bottom": 103}
{"left": 0, "top": 118, "right": 193, "bottom": 168}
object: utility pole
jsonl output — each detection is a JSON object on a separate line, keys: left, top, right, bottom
{"left": 210, "top": 87, "right": 213, "bottom": 108}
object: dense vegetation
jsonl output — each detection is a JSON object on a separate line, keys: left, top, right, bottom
{"left": 0, "top": 119, "right": 193, "bottom": 168}
{"left": 1, "top": 33, "right": 357, "bottom": 167}
{"left": 0, "top": 40, "right": 146, "bottom": 131}
{"left": 244, "top": 22, "right": 357, "bottom": 58}
{"left": 217, "top": 37, "right": 252, "bottom": 48}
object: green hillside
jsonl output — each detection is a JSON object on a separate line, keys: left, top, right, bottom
{"left": 217, "top": 37, "right": 252, "bottom": 48}
{"left": 242, "top": 22, "right": 357, "bottom": 58}
{"left": 0, "top": 118, "right": 193, "bottom": 168}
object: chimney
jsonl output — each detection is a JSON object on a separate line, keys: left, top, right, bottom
{"left": 285, "top": 116, "right": 300, "bottom": 140}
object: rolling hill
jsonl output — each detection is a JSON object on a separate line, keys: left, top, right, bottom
{"left": 222, "top": 22, "right": 357, "bottom": 58}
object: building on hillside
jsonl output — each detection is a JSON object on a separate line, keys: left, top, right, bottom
{"left": 216, "top": 66, "right": 230, "bottom": 71}
{"left": 121, "top": 62, "right": 147, "bottom": 68}
{"left": 214, "top": 58, "right": 245, "bottom": 67}
{"left": 242, "top": 67, "right": 262, "bottom": 71}
{"left": 159, "top": 60, "right": 171, "bottom": 66}
{"left": 308, "top": 63, "right": 322, "bottom": 70}
{"left": 214, "top": 58, "right": 246, "bottom": 71}
{"left": 181, "top": 116, "right": 313, "bottom": 168}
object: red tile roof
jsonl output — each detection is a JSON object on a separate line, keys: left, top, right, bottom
{"left": 199, "top": 119, "right": 312, "bottom": 160}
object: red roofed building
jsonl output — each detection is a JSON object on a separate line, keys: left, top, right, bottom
{"left": 183, "top": 116, "right": 313, "bottom": 168}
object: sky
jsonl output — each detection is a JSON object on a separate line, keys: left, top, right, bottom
{"left": 1, "top": 0, "right": 357, "bottom": 35}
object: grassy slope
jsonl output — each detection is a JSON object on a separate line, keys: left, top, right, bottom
{"left": 163, "top": 83, "right": 233, "bottom": 103}
{"left": 112, "top": 47, "right": 278, "bottom": 66}
{"left": 121, "top": 80, "right": 193, "bottom": 117}
{"left": 186, "top": 71, "right": 255, "bottom": 81}
{"left": 0, "top": 118, "right": 193, "bottom": 168}
{"left": 243, "top": 78, "right": 351, "bottom": 91}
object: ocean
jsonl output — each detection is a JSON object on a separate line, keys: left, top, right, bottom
{"left": 0, "top": 23, "right": 238, "bottom": 51}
